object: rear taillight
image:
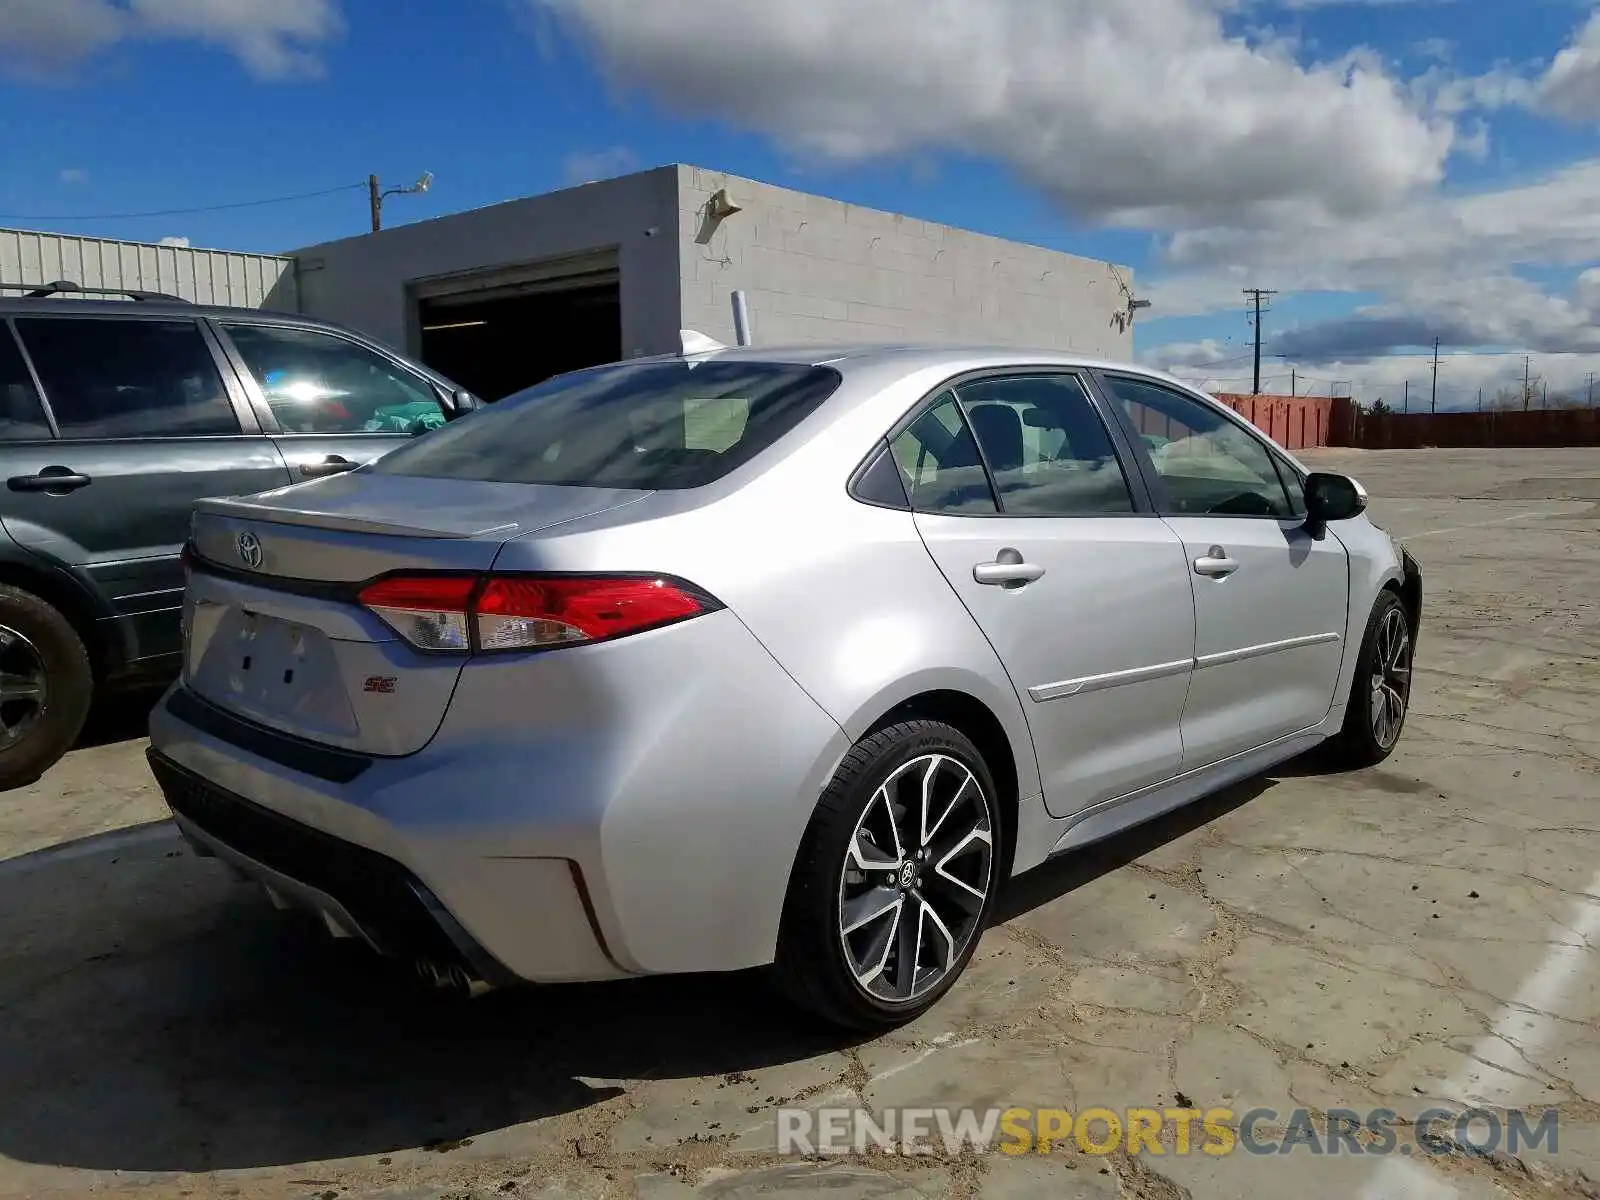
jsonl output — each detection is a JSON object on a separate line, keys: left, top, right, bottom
{"left": 356, "top": 573, "right": 717, "bottom": 654}
{"left": 357, "top": 575, "right": 478, "bottom": 651}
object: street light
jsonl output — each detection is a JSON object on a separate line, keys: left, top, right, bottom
{"left": 368, "top": 171, "right": 433, "bottom": 232}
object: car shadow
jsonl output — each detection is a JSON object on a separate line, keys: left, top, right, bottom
{"left": 0, "top": 762, "right": 1291, "bottom": 1176}
{"left": 0, "top": 831, "right": 869, "bottom": 1174}
{"left": 73, "top": 684, "right": 166, "bottom": 750}
{"left": 995, "top": 771, "right": 1277, "bottom": 922}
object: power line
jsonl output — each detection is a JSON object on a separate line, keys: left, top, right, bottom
{"left": 0, "top": 182, "right": 367, "bottom": 224}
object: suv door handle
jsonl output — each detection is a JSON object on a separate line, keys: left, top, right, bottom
{"left": 974, "top": 549, "right": 1046, "bottom": 588}
{"left": 298, "top": 455, "right": 357, "bottom": 478}
{"left": 1193, "top": 546, "right": 1240, "bottom": 577}
{"left": 8, "top": 467, "right": 91, "bottom": 495}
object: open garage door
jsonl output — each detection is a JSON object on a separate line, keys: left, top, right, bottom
{"left": 414, "top": 250, "right": 621, "bottom": 402}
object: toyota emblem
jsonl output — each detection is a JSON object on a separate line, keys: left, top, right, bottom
{"left": 236, "top": 531, "right": 263, "bottom": 569}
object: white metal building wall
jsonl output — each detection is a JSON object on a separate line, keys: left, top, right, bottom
{"left": 0, "top": 228, "right": 297, "bottom": 310}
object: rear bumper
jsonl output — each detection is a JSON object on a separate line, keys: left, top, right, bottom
{"left": 145, "top": 608, "right": 851, "bottom": 983}
{"left": 148, "top": 749, "right": 538, "bottom": 986}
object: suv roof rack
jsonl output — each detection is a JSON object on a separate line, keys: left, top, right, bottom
{"left": 0, "top": 279, "right": 188, "bottom": 303}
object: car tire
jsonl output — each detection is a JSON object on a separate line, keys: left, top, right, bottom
{"left": 1323, "top": 589, "right": 1413, "bottom": 769}
{"left": 773, "top": 720, "right": 1001, "bottom": 1031}
{"left": 0, "top": 585, "right": 93, "bottom": 791}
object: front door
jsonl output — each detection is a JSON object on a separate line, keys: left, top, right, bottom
{"left": 1099, "top": 373, "right": 1350, "bottom": 770}
{"left": 897, "top": 373, "right": 1198, "bottom": 820}
{"left": 1, "top": 316, "right": 291, "bottom": 662}
{"left": 212, "top": 321, "right": 453, "bottom": 481}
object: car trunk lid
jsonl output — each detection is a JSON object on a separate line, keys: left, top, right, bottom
{"left": 182, "top": 474, "right": 651, "bottom": 757}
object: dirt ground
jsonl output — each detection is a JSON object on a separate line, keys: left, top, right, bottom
{"left": 1, "top": 447, "right": 1598, "bottom": 1200}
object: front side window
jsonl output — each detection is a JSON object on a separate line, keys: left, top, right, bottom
{"left": 15, "top": 318, "right": 239, "bottom": 440}
{"left": 1104, "top": 376, "right": 1294, "bottom": 518}
{"left": 221, "top": 323, "right": 446, "bottom": 436}
{"left": 0, "top": 326, "right": 51, "bottom": 441}
{"left": 369, "top": 359, "right": 841, "bottom": 489}
{"left": 888, "top": 392, "right": 998, "bottom": 514}
{"left": 954, "top": 374, "right": 1133, "bottom": 515}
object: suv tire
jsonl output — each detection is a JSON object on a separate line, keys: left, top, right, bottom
{"left": 0, "top": 586, "right": 92, "bottom": 790}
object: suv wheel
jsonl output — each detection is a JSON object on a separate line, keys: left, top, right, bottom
{"left": 0, "top": 586, "right": 92, "bottom": 790}
{"left": 774, "top": 720, "right": 1000, "bottom": 1031}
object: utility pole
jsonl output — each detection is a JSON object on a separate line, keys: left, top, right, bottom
{"left": 1244, "top": 288, "right": 1277, "bottom": 396}
{"left": 1290, "top": 367, "right": 1297, "bottom": 398}
{"left": 1588, "top": 372, "right": 1594, "bottom": 407}
{"left": 1403, "top": 379, "right": 1410, "bottom": 413}
{"left": 367, "top": 170, "right": 433, "bottom": 233}
{"left": 1524, "top": 355, "right": 1532, "bottom": 411}
{"left": 1477, "top": 386, "right": 1483, "bottom": 412}
{"left": 1430, "top": 337, "right": 1440, "bottom": 413}
{"left": 1543, "top": 379, "right": 1549, "bottom": 408}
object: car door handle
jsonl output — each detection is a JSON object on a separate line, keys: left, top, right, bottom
{"left": 7, "top": 467, "right": 91, "bottom": 494}
{"left": 974, "top": 557, "right": 1046, "bottom": 587}
{"left": 298, "top": 455, "right": 357, "bottom": 478}
{"left": 1193, "top": 546, "right": 1240, "bottom": 577}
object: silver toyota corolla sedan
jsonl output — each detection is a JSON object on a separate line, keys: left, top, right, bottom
{"left": 147, "top": 340, "right": 1421, "bottom": 1030}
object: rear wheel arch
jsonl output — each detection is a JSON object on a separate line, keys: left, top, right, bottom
{"left": 0, "top": 560, "right": 118, "bottom": 680}
{"left": 866, "top": 689, "right": 1021, "bottom": 878}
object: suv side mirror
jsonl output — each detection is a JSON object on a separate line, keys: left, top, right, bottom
{"left": 1304, "top": 471, "right": 1367, "bottom": 537}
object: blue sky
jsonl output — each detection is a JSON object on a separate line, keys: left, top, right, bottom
{"left": 3, "top": 0, "right": 1600, "bottom": 409}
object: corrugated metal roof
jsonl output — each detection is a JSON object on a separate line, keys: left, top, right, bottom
{"left": 0, "top": 228, "right": 297, "bottom": 310}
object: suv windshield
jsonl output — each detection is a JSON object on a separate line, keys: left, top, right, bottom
{"left": 369, "top": 359, "right": 842, "bottom": 489}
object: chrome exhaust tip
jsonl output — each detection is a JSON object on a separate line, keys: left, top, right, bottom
{"left": 447, "top": 963, "right": 494, "bottom": 999}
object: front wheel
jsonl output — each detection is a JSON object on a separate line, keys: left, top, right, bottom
{"left": 1324, "top": 590, "right": 1414, "bottom": 768}
{"left": 773, "top": 720, "right": 1001, "bottom": 1031}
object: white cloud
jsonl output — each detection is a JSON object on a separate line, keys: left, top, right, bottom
{"left": 0, "top": 0, "right": 124, "bottom": 72}
{"left": 1536, "top": 10, "right": 1600, "bottom": 121}
{"left": 563, "top": 145, "right": 637, "bottom": 185}
{"left": 1148, "top": 157, "right": 1600, "bottom": 324}
{"left": 530, "top": 0, "right": 1454, "bottom": 227}
{"left": 158, "top": 236, "right": 190, "bottom": 247}
{"left": 58, "top": 167, "right": 89, "bottom": 184}
{"left": 0, "top": 0, "right": 340, "bottom": 79}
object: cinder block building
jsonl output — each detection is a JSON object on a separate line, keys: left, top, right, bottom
{"left": 290, "top": 165, "right": 1140, "bottom": 401}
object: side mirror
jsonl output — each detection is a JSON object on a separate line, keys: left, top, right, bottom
{"left": 1304, "top": 471, "right": 1367, "bottom": 536}
{"left": 433, "top": 384, "right": 479, "bottom": 419}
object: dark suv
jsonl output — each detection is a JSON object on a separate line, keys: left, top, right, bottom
{"left": 0, "top": 281, "right": 479, "bottom": 788}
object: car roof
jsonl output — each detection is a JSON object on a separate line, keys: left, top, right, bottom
{"left": 0, "top": 294, "right": 335, "bottom": 324}
{"left": 627, "top": 339, "right": 1204, "bottom": 394}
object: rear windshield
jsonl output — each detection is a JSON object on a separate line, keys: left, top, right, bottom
{"left": 369, "top": 359, "right": 842, "bottom": 489}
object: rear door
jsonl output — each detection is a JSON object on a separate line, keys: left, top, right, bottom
{"left": 213, "top": 320, "right": 453, "bottom": 482}
{"left": 899, "top": 371, "right": 1198, "bottom": 820}
{"left": 1097, "top": 372, "right": 1350, "bottom": 770}
{"left": 1, "top": 314, "right": 290, "bottom": 662}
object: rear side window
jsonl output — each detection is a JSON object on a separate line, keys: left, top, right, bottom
{"left": 0, "top": 326, "right": 51, "bottom": 441}
{"left": 15, "top": 318, "right": 239, "bottom": 439}
{"left": 369, "top": 360, "right": 841, "bottom": 489}
{"left": 888, "top": 392, "right": 999, "bottom": 514}
{"left": 221, "top": 323, "right": 447, "bottom": 436}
